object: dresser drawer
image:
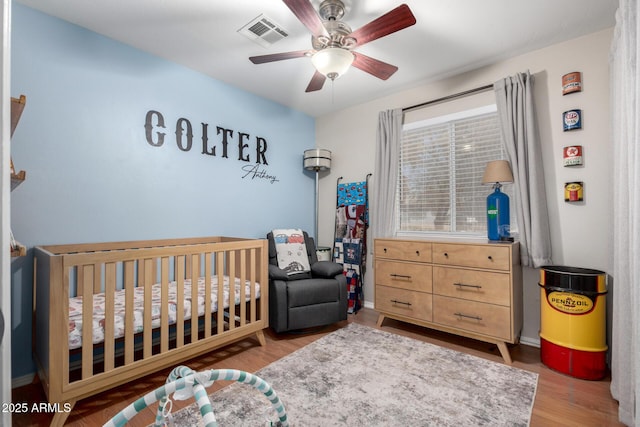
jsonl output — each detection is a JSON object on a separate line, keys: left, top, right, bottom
{"left": 376, "top": 285, "right": 433, "bottom": 322}
{"left": 432, "top": 243, "right": 511, "bottom": 270}
{"left": 375, "top": 239, "right": 432, "bottom": 263}
{"left": 433, "top": 267, "right": 510, "bottom": 306}
{"left": 433, "top": 295, "right": 511, "bottom": 341}
{"left": 375, "top": 260, "right": 433, "bottom": 292}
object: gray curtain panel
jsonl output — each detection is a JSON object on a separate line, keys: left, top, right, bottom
{"left": 372, "top": 109, "right": 403, "bottom": 238}
{"left": 494, "top": 72, "right": 552, "bottom": 268}
{"left": 609, "top": 0, "right": 640, "bottom": 424}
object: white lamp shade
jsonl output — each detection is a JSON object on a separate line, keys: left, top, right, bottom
{"left": 482, "top": 160, "right": 514, "bottom": 184}
{"left": 311, "top": 48, "right": 354, "bottom": 80}
{"left": 303, "top": 148, "right": 331, "bottom": 171}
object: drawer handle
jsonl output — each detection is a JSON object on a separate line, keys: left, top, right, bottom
{"left": 443, "top": 252, "right": 448, "bottom": 257}
{"left": 454, "top": 283, "right": 482, "bottom": 290}
{"left": 454, "top": 312, "right": 483, "bottom": 321}
{"left": 390, "top": 273, "right": 412, "bottom": 280}
{"left": 391, "top": 299, "right": 412, "bottom": 307}
{"left": 488, "top": 255, "right": 493, "bottom": 261}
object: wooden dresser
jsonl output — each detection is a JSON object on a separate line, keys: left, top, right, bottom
{"left": 374, "top": 238, "right": 522, "bottom": 363}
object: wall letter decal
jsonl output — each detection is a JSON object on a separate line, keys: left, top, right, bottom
{"left": 145, "top": 110, "right": 275, "bottom": 183}
{"left": 175, "top": 118, "right": 193, "bottom": 152}
{"left": 238, "top": 132, "right": 250, "bottom": 162}
{"left": 144, "top": 110, "right": 166, "bottom": 147}
{"left": 216, "top": 126, "right": 233, "bottom": 158}
{"left": 201, "top": 122, "right": 214, "bottom": 156}
{"left": 256, "top": 136, "right": 268, "bottom": 165}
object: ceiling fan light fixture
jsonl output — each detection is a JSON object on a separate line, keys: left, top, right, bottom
{"left": 311, "top": 47, "right": 354, "bottom": 80}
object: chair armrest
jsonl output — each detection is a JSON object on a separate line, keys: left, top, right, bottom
{"left": 311, "top": 261, "right": 343, "bottom": 278}
{"left": 269, "top": 278, "right": 289, "bottom": 333}
{"left": 269, "top": 264, "right": 289, "bottom": 281}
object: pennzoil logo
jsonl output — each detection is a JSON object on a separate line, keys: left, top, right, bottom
{"left": 548, "top": 291, "right": 594, "bottom": 314}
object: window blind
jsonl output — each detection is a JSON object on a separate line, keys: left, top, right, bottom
{"left": 398, "top": 105, "right": 512, "bottom": 235}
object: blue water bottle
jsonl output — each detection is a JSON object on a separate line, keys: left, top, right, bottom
{"left": 487, "top": 186, "right": 510, "bottom": 241}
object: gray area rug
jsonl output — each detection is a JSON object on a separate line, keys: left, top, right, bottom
{"left": 169, "top": 323, "right": 538, "bottom": 426}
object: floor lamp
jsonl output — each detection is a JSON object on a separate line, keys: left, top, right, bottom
{"left": 303, "top": 149, "right": 332, "bottom": 242}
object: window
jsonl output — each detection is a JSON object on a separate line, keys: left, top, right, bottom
{"left": 397, "top": 105, "right": 513, "bottom": 236}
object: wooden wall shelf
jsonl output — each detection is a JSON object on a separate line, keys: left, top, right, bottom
{"left": 11, "top": 242, "right": 26, "bottom": 257}
{"left": 11, "top": 170, "right": 26, "bottom": 191}
{"left": 10, "top": 95, "right": 27, "bottom": 192}
{"left": 11, "top": 95, "right": 26, "bottom": 135}
{"left": 9, "top": 95, "right": 27, "bottom": 256}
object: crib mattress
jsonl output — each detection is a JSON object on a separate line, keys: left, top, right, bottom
{"left": 68, "top": 276, "right": 260, "bottom": 350}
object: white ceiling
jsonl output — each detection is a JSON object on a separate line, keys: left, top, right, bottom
{"left": 15, "top": 0, "right": 618, "bottom": 117}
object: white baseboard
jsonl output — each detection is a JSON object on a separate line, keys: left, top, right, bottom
{"left": 519, "top": 335, "right": 541, "bottom": 348}
{"left": 12, "top": 373, "right": 34, "bottom": 389}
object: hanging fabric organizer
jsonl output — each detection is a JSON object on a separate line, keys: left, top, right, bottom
{"left": 333, "top": 175, "right": 371, "bottom": 314}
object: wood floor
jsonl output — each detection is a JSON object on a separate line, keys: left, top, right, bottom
{"left": 13, "top": 308, "right": 622, "bottom": 426}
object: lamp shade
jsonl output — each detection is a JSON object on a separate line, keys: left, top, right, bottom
{"left": 303, "top": 148, "right": 331, "bottom": 171}
{"left": 311, "top": 48, "right": 354, "bottom": 80}
{"left": 482, "top": 160, "right": 514, "bottom": 184}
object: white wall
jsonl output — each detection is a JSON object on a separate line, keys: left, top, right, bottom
{"left": 316, "top": 28, "right": 613, "bottom": 346}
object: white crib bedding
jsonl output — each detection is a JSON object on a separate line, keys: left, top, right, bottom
{"left": 67, "top": 276, "right": 261, "bottom": 350}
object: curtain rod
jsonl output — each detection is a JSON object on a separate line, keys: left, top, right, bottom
{"left": 402, "top": 83, "right": 494, "bottom": 113}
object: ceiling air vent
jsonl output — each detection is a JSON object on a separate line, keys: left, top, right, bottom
{"left": 238, "top": 14, "right": 289, "bottom": 48}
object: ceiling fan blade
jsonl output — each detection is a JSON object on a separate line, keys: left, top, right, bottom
{"left": 249, "top": 50, "right": 310, "bottom": 64}
{"left": 283, "top": 0, "right": 329, "bottom": 37}
{"left": 352, "top": 52, "right": 398, "bottom": 80}
{"left": 305, "top": 71, "right": 327, "bottom": 92}
{"left": 350, "top": 4, "right": 416, "bottom": 48}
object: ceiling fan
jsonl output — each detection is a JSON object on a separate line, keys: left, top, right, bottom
{"left": 249, "top": 0, "right": 417, "bottom": 92}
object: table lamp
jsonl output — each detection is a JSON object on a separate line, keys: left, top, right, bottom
{"left": 482, "top": 160, "right": 514, "bottom": 241}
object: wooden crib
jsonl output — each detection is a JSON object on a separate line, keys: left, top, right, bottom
{"left": 33, "top": 236, "right": 268, "bottom": 426}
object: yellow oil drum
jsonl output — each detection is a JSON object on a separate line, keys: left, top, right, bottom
{"left": 539, "top": 266, "right": 607, "bottom": 380}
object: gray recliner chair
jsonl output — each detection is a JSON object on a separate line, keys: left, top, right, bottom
{"left": 267, "top": 230, "right": 348, "bottom": 333}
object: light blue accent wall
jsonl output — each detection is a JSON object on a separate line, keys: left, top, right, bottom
{"left": 10, "top": 4, "right": 316, "bottom": 379}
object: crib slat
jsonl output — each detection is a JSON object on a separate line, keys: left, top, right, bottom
{"left": 250, "top": 248, "right": 257, "bottom": 322}
{"left": 216, "top": 253, "right": 225, "bottom": 335}
{"left": 240, "top": 249, "right": 247, "bottom": 327}
{"left": 175, "top": 255, "right": 185, "bottom": 349}
{"left": 81, "top": 265, "right": 94, "bottom": 379}
{"left": 190, "top": 254, "right": 199, "bottom": 343}
{"left": 204, "top": 253, "right": 212, "bottom": 338}
{"left": 124, "top": 261, "right": 135, "bottom": 365}
{"left": 104, "top": 263, "right": 116, "bottom": 372}
{"left": 60, "top": 261, "right": 71, "bottom": 390}
{"left": 160, "top": 257, "right": 169, "bottom": 353}
{"left": 227, "top": 251, "right": 236, "bottom": 331}
{"left": 143, "top": 258, "right": 153, "bottom": 359}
